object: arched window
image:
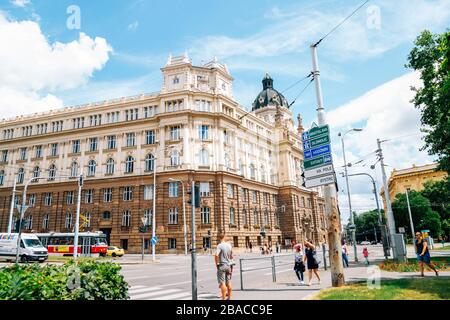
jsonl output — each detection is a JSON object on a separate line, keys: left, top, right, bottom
{"left": 199, "top": 149, "right": 209, "bottom": 165}
{"left": 70, "top": 162, "right": 78, "bottom": 177}
{"left": 48, "top": 164, "right": 56, "bottom": 180}
{"left": 0, "top": 170, "right": 4, "bottom": 186}
{"left": 17, "top": 168, "right": 24, "bottom": 184}
{"left": 125, "top": 156, "right": 134, "bottom": 173}
{"left": 106, "top": 158, "right": 115, "bottom": 175}
{"left": 171, "top": 150, "right": 180, "bottom": 166}
{"left": 87, "top": 160, "right": 96, "bottom": 176}
{"left": 145, "top": 153, "right": 155, "bottom": 171}
{"left": 32, "top": 166, "right": 40, "bottom": 180}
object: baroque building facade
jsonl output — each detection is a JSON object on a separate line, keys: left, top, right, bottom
{"left": 0, "top": 54, "right": 328, "bottom": 253}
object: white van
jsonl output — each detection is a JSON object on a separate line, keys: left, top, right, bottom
{"left": 0, "top": 233, "right": 48, "bottom": 263}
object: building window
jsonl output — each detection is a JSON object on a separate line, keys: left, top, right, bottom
{"left": 107, "top": 135, "right": 116, "bottom": 149}
{"left": 84, "top": 212, "right": 91, "bottom": 228}
{"left": 72, "top": 140, "right": 81, "bottom": 154}
{"left": 35, "top": 145, "right": 43, "bottom": 158}
{"left": 32, "top": 166, "right": 41, "bottom": 180}
{"left": 144, "top": 185, "right": 154, "bottom": 200}
{"left": 1, "top": 150, "right": 8, "bottom": 163}
{"left": 242, "top": 209, "right": 248, "bottom": 225}
{"left": 145, "top": 130, "right": 155, "bottom": 145}
{"left": 17, "top": 168, "right": 25, "bottom": 184}
{"left": 103, "top": 188, "right": 113, "bottom": 202}
{"left": 48, "top": 164, "right": 57, "bottom": 181}
{"left": 44, "top": 193, "right": 52, "bottom": 206}
{"left": 123, "top": 186, "right": 133, "bottom": 201}
{"left": 125, "top": 156, "right": 134, "bottom": 173}
{"left": 168, "top": 208, "right": 178, "bottom": 225}
{"left": 102, "top": 211, "right": 111, "bottom": 219}
{"left": 70, "top": 162, "right": 78, "bottom": 178}
{"left": 199, "top": 182, "right": 210, "bottom": 197}
{"left": 264, "top": 209, "right": 269, "bottom": 226}
{"left": 28, "top": 194, "right": 36, "bottom": 207}
{"left": 122, "top": 210, "right": 131, "bottom": 227}
{"left": 145, "top": 154, "right": 155, "bottom": 171}
{"left": 198, "top": 125, "right": 209, "bottom": 140}
{"left": 0, "top": 170, "right": 4, "bottom": 186}
{"left": 224, "top": 153, "right": 231, "bottom": 169}
{"left": 107, "top": 112, "right": 120, "bottom": 123}
{"left": 66, "top": 191, "right": 74, "bottom": 205}
{"left": 169, "top": 182, "right": 178, "bottom": 197}
{"left": 87, "top": 160, "right": 97, "bottom": 176}
{"left": 201, "top": 207, "right": 210, "bottom": 224}
{"left": 170, "top": 126, "right": 180, "bottom": 140}
{"left": 195, "top": 99, "right": 211, "bottom": 112}
{"left": 25, "top": 215, "right": 33, "bottom": 230}
{"left": 42, "top": 214, "right": 49, "bottom": 230}
{"left": 106, "top": 158, "right": 115, "bottom": 175}
{"left": 125, "top": 108, "right": 139, "bottom": 121}
{"left": 170, "top": 150, "right": 180, "bottom": 166}
{"left": 89, "top": 114, "right": 102, "bottom": 126}
{"left": 89, "top": 138, "right": 98, "bottom": 152}
{"left": 261, "top": 166, "right": 266, "bottom": 183}
{"left": 229, "top": 207, "right": 235, "bottom": 225}
{"left": 125, "top": 133, "right": 136, "bottom": 147}
{"left": 85, "top": 189, "right": 93, "bottom": 204}
{"left": 144, "top": 106, "right": 157, "bottom": 118}
{"left": 166, "top": 100, "right": 183, "bottom": 112}
{"left": 50, "top": 143, "right": 58, "bottom": 157}
{"left": 252, "top": 191, "right": 258, "bottom": 203}
{"left": 253, "top": 210, "right": 259, "bottom": 226}
{"left": 199, "top": 149, "right": 209, "bottom": 165}
{"left": 19, "top": 147, "right": 27, "bottom": 161}
{"left": 72, "top": 117, "right": 84, "bottom": 129}
{"left": 168, "top": 238, "right": 177, "bottom": 250}
{"left": 65, "top": 212, "right": 73, "bottom": 229}
{"left": 143, "top": 209, "right": 152, "bottom": 226}
{"left": 250, "top": 164, "right": 256, "bottom": 180}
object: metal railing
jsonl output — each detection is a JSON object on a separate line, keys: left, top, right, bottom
{"left": 239, "top": 245, "right": 330, "bottom": 290}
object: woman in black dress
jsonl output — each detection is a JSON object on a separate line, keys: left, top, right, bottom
{"left": 303, "top": 240, "right": 321, "bottom": 286}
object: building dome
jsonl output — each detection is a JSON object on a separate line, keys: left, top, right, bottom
{"left": 252, "top": 73, "right": 289, "bottom": 111}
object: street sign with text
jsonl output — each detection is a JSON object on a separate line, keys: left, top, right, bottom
{"left": 303, "top": 173, "right": 335, "bottom": 188}
{"left": 303, "top": 164, "right": 334, "bottom": 179}
{"left": 304, "top": 144, "right": 331, "bottom": 159}
{"left": 304, "top": 154, "right": 333, "bottom": 170}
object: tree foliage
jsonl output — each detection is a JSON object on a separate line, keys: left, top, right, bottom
{"left": 391, "top": 190, "right": 441, "bottom": 238}
{"left": 421, "top": 177, "right": 450, "bottom": 237}
{"left": 407, "top": 30, "right": 450, "bottom": 172}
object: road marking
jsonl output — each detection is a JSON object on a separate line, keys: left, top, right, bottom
{"left": 131, "top": 288, "right": 180, "bottom": 300}
{"left": 129, "top": 286, "right": 162, "bottom": 294}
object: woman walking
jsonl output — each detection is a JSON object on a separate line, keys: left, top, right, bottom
{"left": 293, "top": 245, "right": 305, "bottom": 285}
{"left": 341, "top": 240, "right": 349, "bottom": 268}
{"left": 303, "top": 240, "right": 321, "bottom": 286}
{"left": 415, "top": 232, "right": 439, "bottom": 277}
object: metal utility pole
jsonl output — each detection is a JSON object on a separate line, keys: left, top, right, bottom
{"left": 7, "top": 176, "right": 17, "bottom": 233}
{"left": 191, "top": 181, "right": 198, "bottom": 299}
{"left": 377, "top": 139, "right": 398, "bottom": 259}
{"left": 73, "top": 173, "right": 83, "bottom": 259}
{"left": 339, "top": 129, "right": 362, "bottom": 262}
{"left": 405, "top": 189, "right": 415, "bottom": 244}
{"left": 311, "top": 44, "right": 345, "bottom": 287}
{"left": 152, "top": 160, "right": 157, "bottom": 261}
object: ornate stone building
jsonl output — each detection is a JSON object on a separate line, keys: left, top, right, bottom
{"left": 0, "top": 54, "right": 328, "bottom": 253}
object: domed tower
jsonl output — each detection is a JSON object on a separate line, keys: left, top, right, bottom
{"left": 252, "top": 73, "right": 293, "bottom": 128}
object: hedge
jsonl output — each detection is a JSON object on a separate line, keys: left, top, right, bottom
{"left": 0, "top": 259, "right": 129, "bottom": 300}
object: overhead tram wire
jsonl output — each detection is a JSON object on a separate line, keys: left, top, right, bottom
{"left": 281, "top": 72, "right": 314, "bottom": 94}
{"left": 287, "top": 78, "right": 315, "bottom": 108}
{"left": 312, "top": 0, "right": 370, "bottom": 47}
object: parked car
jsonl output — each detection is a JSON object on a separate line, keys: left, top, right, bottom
{"left": 106, "top": 246, "right": 124, "bottom": 257}
{"left": 360, "top": 241, "right": 371, "bottom": 245}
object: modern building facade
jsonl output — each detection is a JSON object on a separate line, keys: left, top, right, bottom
{"left": 0, "top": 54, "right": 328, "bottom": 253}
{"left": 380, "top": 163, "right": 448, "bottom": 211}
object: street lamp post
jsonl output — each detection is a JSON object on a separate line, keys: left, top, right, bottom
{"left": 73, "top": 173, "right": 83, "bottom": 260}
{"left": 15, "top": 176, "right": 45, "bottom": 264}
{"left": 169, "top": 178, "right": 187, "bottom": 255}
{"left": 7, "top": 176, "right": 17, "bottom": 233}
{"left": 338, "top": 129, "right": 362, "bottom": 262}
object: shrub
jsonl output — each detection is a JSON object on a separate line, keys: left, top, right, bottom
{"left": 0, "top": 259, "right": 129, "bottom": 300}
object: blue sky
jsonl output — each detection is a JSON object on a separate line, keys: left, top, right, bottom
{"left": 1, "top": 0, "right": 449, "bottom": 222}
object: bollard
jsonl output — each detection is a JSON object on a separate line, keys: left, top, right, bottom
{"left": 271, "top": 255, "right": 276, "bottom": 282}
{"left": 240, "top": 259, "right": 244, "bottom": 291}
{"left": 322, "top": 244, "right": 327, "bottom": 271}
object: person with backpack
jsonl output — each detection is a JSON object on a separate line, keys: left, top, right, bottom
{"left": 303, "top": 239, "right": 321, "bottom": 286}
{"left": 293, "top": 244, "right": 305, "bottom": 285}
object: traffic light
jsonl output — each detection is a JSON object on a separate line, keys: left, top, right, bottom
{"left": 187, "top": 185, "right": 201, "bottom": 208}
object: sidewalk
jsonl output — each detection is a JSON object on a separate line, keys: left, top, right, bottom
{"left": 231, "top": 259, "right": 450, "bottom": 300}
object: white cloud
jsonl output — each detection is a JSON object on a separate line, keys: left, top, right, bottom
{"left": 0, "top": 12, "right": 113, "bottom": 119}
{"left": 10, "top": 0, "right": 30, "bottom": 7}
{"left": 127, "top": 21, "right": 139, "bottom": 31}
{"left": 327, "top": 72, "right": 436, "bottom": 221}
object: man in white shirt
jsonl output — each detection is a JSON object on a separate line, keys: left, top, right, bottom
{"left": 214, "top": 233, "right": 233, "bottom": 300}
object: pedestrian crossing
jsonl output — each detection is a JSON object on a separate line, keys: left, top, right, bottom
{"left": 129, "top": 285, "right": 217, "bottom": 300}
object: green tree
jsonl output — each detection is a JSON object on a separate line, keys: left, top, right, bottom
{"left": 353, "top": 210, "right": 382, "bottom": 242}
{"left": 420, "top": 177, "right": 450, "bottom": 221}
{"left": 406, "top": 30, "right": 450, "bottom": 172}
{"left": 392, "top": 190, "right": 442, "bottom": 240}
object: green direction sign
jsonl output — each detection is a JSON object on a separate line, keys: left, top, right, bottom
{"left": 308, "top": 125, "right": 329, "bottom": 139}
{"left": 309, "top": 134, "right": 330, "bottom": 149}
{"left": 304, "top": 154, "right": 333, "bottom": 169}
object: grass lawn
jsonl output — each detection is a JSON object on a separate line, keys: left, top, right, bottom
{"left": 315, "top": 277, "right": 450, "bottom": 300}
{"left": 378, "top": 256, "right": 450, "bottom": 272}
